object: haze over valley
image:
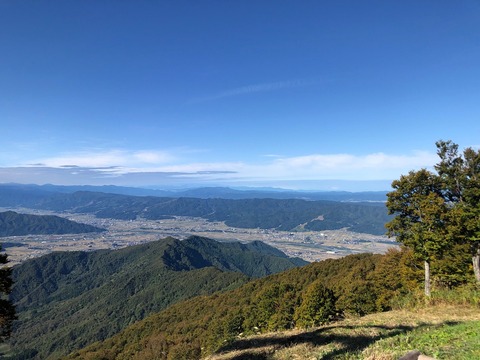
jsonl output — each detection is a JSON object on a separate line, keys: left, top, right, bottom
{"left": 0, "top": 184, "right": 395, "bottom": 265}
{"left": 1, "top": 208, "right": 395, "bottom": 265}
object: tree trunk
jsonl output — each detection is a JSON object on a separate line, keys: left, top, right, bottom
{"left": 424, "top": 260, "right": 431, "bottom": 297}
{"left": 473, "top": 245, "right": 480, "bottom": 284}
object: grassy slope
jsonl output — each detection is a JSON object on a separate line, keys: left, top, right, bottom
{"left": 207, "top": 304, "right": 480, "bottom": 360}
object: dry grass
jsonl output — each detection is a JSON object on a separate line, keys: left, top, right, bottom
{"left": 204, "top": 305, "right": 480, "bottom": 360}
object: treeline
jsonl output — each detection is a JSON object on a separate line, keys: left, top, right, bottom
{"left": 0, "top": 211, "right": 104, "bottom": 237}
{"left": 1, "top": 189, "right": 391, "bottom": 234}
{"left": 9, "top": 236, "right": 305, "bottom": 359}
{"left": 68, "top": 245, "right": 475, "bottom": 360}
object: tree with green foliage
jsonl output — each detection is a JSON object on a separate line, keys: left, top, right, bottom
{"left": 435, "top": 140, "right": 480, "bottom": 283}
{"left": 294, "top": 281, "right": 336, "bottom": 328}
{"left": 431, "top": 242, "right": 473, "bottom": 288}
{"left": 370, "top": 247, "right": 420, "bottom": 310}
{"left": 0, "top": 244, "right": 15, "bottom": 341}
{"left": 386, "top": 169, "right": 450, "bottom": 296}
{"left": 253, "top": 283, "right": 297, "bottom": 331}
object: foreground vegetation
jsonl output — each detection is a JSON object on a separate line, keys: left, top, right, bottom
{"left": 206, "top": 301, "right": 480, "bottom": 360}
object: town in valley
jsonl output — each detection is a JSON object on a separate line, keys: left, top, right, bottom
{"left": 1, "top": 207, "right": 397, "bottom": 266}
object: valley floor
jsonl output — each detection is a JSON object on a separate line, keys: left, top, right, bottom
{"left": 206, "top": 305, "right": 480, "bottom": 360}
{"left": 1, "top": 207, "right": 396, "bottom": 265}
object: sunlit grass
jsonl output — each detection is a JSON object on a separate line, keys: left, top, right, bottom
{"left": 362, "top": 321, "right": 480, "bottom": 360}
{"left": 207, "top": 304, "right": 480, "bottom": 360}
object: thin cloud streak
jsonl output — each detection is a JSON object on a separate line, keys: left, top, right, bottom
{"left": 190, "top": 79, "right": 314, "bottom": 103}
{"left": 258, "top": 151, "right": 438, "bottom": 180}
{"left": 27, "top": 149, "right": 177, "bottom": 169}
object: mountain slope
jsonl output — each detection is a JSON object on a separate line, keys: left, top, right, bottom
{"left": 163, "top": 237, "right": 307, "bottom": 276}
{"left": 0, "top": 211, "right": 104, "bottom": 237}
{"left": 68, "top": 251, "right": 414, "bottom": 360}
{"left": 68, "top": 249, "right": 477, "bottom": 360}
{"left": 9, "top": 236, "right": 305, "bottom": 359}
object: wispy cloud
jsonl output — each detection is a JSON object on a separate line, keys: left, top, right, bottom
{"left": 259, "top": 151, "right": 438, "bottom": 180}
{"left": 1, "top": 148, "right": 439, "bottom": 189}
{"left": 28, "top": 149, "right": 176, "bottom": 169}
{"left": 190, "top": 79, "right": 313, "bottom": 103}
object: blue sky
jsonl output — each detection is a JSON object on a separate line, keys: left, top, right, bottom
{"left": 1, "top": 1, "right": 479, "bottom": 191}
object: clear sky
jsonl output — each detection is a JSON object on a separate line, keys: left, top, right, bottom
{"left": 1, "top": 1, "right": 479, "bottom": 191}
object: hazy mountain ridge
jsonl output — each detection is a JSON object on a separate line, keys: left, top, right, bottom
{"left": 0, "top": 185, "right": 391, "bottom": 235}
{"left": 0, "top": 211, "right": 104, "bottom": 237}
{"left": 8, "top": 236, "right": 306, "bottom": 359}
{"left": 0, "top": 183, "right": 387, "bottom": 202}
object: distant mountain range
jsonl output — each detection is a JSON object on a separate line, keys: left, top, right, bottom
{"left": 0, "top": 183, "right": 388, "bottom": 201}
{"left": 0, "top": 211, "right": 104, "bottom": 237}
{"left": 0, "top": 184, "right": 391, "bottom": 235}
{"left": 9, "top": 236, "right": 307, "bottom": 359}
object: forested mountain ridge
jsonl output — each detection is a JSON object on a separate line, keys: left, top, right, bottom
{"left": 0, "top": 185, "right": 391, "bottom": 235}
{"left": 8, "top": 236, "right": 306, "bottom": 359}
{"left": 65, "top": 250, "right": 411, "bottom": 359}
{"left": 68, "top": 246, "right": 476, "bottom": 360}
{"left": 0, "top": 211, "right": 104, "bottom": 237}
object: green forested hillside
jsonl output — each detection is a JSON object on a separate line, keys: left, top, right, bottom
{"left": 0, "top": 211, "right": 104, "bottom": 237}
{"left": 162, "top": 237, "right": 307, "bottom": 275}
{"left": 67, "top": 250, "right": 410, "bottom": 360}
{"left": 69, "top": 245, "right": 475, "bottom": 360}
{"left": 8, "top": 236, "right": 305, "bottom": 359}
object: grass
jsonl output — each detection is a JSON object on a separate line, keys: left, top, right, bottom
{"left": 205, "top": 304, "right": 480, "bottom": 360}
{"left": 363, "top": 320, "right": 480, "bottom": 360}
{"left": 391, "top": 284, "right": 480, "bottom": 310}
